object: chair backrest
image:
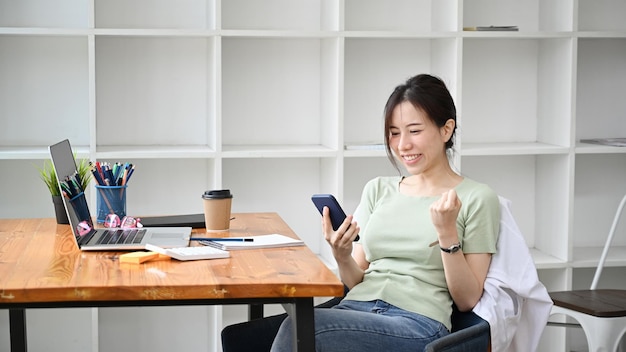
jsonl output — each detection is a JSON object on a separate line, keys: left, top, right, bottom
{"left": 591, "top": 193, "right": 626, "bottom": 289}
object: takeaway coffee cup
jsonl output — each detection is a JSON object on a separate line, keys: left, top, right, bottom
{"left": 202, "top": 190, "right": 233, "bottom": 231}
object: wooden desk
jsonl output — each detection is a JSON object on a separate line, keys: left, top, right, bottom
{"left": 0, "top": 213, "right": 344, "bottom": 352}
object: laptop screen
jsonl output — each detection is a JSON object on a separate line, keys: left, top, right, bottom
{"left": 49, "top": 139, "right": 96, "bottom": 241}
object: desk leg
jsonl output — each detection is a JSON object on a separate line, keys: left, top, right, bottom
{"left": 9, "top": 309, "right": 27, "bottom": 352}
{"left": 248, "top": 304, "right": 264, "bottom": 320}
{"left": 283, "top": 298, "right": 315, "bottom": 352}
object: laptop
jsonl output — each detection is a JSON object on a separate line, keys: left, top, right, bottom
{"left": 49, "top": 139, "right": 192, "bottom": 250}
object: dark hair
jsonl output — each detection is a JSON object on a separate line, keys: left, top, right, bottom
{"left": 383, "top": 74, "right": 457, "bottom": 171}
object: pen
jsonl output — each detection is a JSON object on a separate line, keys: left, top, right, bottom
{"left": 95, "top": 161, "right": 103, "bottom": 180}
{"left": 190, "top": 237, "right": 254, "bottom": 242}
{"left": 124, "top": 165, "right": 135, "bottom": 185}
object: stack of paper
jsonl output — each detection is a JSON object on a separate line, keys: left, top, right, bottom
{"left": 580, "top": 138, "right": 626, "bottom": 147}
{"left": 463, "top": 25, "right": 519, "bottom": 31}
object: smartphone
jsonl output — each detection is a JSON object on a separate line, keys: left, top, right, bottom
{"left": 311, "top": 194, "right": 360, "bottom": 241}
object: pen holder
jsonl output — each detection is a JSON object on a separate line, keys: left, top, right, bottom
{"left": 95, "top": 185, "right": 127, "bottom": 223}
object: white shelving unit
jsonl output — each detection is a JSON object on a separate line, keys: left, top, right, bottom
{"left": 1, "top": 1, "right": 625, "bottom": 351}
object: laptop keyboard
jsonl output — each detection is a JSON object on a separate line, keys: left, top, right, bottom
{"left": 97, "top": 228, "right": 147, "bottom": 245}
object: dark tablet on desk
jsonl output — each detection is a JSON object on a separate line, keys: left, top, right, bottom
{"left": 140, "top": 214, "right": 205, "bottom": 228}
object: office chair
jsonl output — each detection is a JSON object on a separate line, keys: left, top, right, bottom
{"left": 221, "top": 299, "right": 490, "bottom": 352}
{"left": 549, "top": 193, "right": 626, "bottom": 352}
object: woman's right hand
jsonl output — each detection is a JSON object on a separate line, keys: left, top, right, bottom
{"left": 322, "top": 206, "right": 360, "bottom": 262}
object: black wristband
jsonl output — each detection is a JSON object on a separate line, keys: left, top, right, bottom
{"left": 440, "top": 243, "right": 461, "bottom": 253}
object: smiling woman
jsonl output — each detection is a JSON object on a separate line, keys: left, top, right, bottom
{"left": 264, "top": 74, "right": 501, "bottom": 352}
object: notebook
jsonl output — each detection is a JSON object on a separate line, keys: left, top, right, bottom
{"left": 49, "top": 139, "right": 192, "bottom": 251}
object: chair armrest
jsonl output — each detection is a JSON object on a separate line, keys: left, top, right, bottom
{"left": 424, "top": 320, "right": 490, "bottom": 352}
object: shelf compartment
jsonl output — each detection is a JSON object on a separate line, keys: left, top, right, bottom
{"left": 99, "top": 306, "right": 214, "bottom": 352}
{"left": 344, "top": 37, "right": 458, "bottom": 148}
{"left": 578, "top": 0, "right": 626, "bottom": 32}
{"left": 222, "top": 0, "right": 335, "bottom": 31}
{"left": 461, "top": 154, "right": 571, "bottom": 262}
{"left": 221, "top": 37, "right": 339, "bottom": 148}
{"left": 0, "top": 35, "right": 89, "bottom": 147}
{"left": 573, "top": 154, "right": 626, "bottom": 251}
{"left": 95, "top": 0, "right": 214, "bottom": 30}
{"left": 345, "top": 0, "right": 457, "bottom": 32}
{"left": 95, "top": 36, "right": 216, "bottom": 148}
{"left": 0, "top": 0, "right": 89, "bottom": 28}
{"left": 575, "top": 38, "right": 626, "bottom": 143}
{"left": 461, "top": 37, "right": 573, "bottom": 147}
{"left": 463, "top": 0, "right": 574, "bottom": 32}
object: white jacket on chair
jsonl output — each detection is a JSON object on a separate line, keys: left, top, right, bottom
{"left": 472, "top": 197, "right": 553, "bottom": 352}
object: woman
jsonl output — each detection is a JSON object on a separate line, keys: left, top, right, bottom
{"left": 270, "top": 74, "right": 500, "bottom": 351}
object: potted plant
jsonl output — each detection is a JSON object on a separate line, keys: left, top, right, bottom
{"left": 37, "top": 157, "right": 92, "bottom": 224}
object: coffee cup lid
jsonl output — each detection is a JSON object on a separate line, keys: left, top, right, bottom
{"left": 202, "top": 189, "right": 233, "bottom": 199}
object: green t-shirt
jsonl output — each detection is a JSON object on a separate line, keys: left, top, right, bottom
{"left": 345, "top": 176, "right": 500, "bottom": 330}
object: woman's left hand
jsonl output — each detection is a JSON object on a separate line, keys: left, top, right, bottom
{"left": 430, "top": 189, "right": 462, "bottom": 244}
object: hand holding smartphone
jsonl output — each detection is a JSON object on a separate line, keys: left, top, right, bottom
{"left": 311, "top": 194, "right": 360, "bottom": 241}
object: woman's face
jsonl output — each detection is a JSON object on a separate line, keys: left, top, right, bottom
{"left": 388, "top": 101, "right": 452, "bottom": 175}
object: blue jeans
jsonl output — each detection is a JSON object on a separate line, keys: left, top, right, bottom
{"left": 270, "top": 299, "right": 449, "bottom": 352}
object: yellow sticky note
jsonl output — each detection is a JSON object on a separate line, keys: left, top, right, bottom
{"left": 119, "top": 251, "right": 159, "bottom": 264}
